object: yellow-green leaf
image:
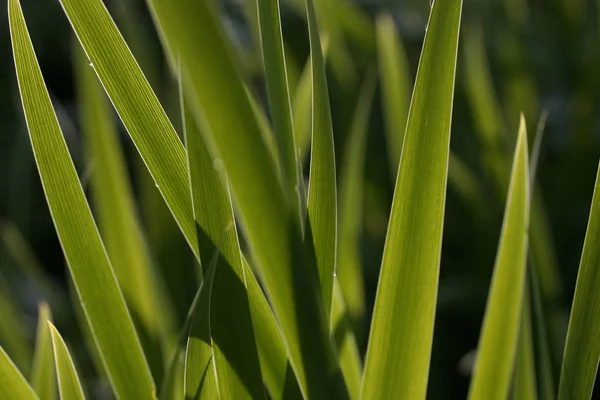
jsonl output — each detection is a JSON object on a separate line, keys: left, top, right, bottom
{"left": 513, "top": 287, "right": 538, "bottom": 400}
{"left": 361, "top": 1, "right": 463, "bottom": 397}
{"left": 558, "top": 162, "right": 600, "bottom": 400}
{"left": 305, "top": 0, "right": 338, "bottom": 322}
{"left": 181, "top": 78, "right": 264, "bottom": 399}
{"left": 147, "top": 0, "right": 343, "bottom": 397}
{"left": 48, "top": 323, "right": 85, "bottom": 400}
{"left": 0, "top": 346, "right": 37, "bottom": 400}
{"left": 468, "top": 117, "right": 530, "bottom": 400}
{"left": 8, "top": 1, "right": 154, "bottom": 397}
{"left": 75, "top": 43, "right": 173, "bottom": 382}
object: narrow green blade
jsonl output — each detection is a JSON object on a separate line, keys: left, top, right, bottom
{"left": 57, "top": 0, "right": 197, "bottom": 256}
{"left": 468, "top": 117, "right": 530, "bottom": 400}
{"left": 243, "top": 259, "right": 303, "bottom": 399}
{"left": 257, "top": 0, "right": 300, "bottom": 210}
{"left": 182, "top": 78, "right": 264, "bottom": 399}
{"left": 75, "top": 43, "right": 172, "bottom": 382}
{"left": 513, "top": 286, "right": 538, "bottom": 400}
{"left": 361, "top": 1, "right": 463, "bottom": 398}
{"left": 306, "top": 0, "right": 338, "bottom": 321}
{"left": 30, "top": 303, "right": 56, "bottom": 400}
{"left": 557, "top": 162, "right": 600, "bottom": 400}
{"left": 337, "top": 71, "right": 376, "bottom": 329}
{"left": 185, "top": 264, "right": 218, "bottom": 400}
{"left": 331, "top": 280, "right": 361, "bottom": 400}
{"left": 0, "top": 346, "right": 38, "bottom": 400}
{"left": 376, "top": 13, "right": 411, "bottom": 174}
{"left": 8, "top": 1, "right": 154, "bottom": 398}
{"left": 48, "top": 323, "right": 85, "bottom": 400}
{"left": 147, "top": 1, "right": 343, "bottom": 397}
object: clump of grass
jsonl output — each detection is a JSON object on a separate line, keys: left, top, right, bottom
{"left": 2, "top": 0, "right": 599, "bottom": 399}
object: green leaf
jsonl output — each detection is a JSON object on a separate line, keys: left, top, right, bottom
{"left": 513, "top": 287, "right": 538, "bottom": 400}
{"left": 306, "top": 0, "right": 338, "bottom": 321}
{"left": 185, "top": 263, "right": 218, "bottom": 400}
{"left": 48, "top": 323, "right": 85, "bottom": 400}
{"left": 58, "top": 0, "right": 197, "bottom": 256}
{"left": 181, "top": 77, "right": 264, "bottom": 399}
{"left": 30, "top": 303, "right": 56, "bottom": 400}
{"left": 75, "top": 43, "right": 173, "bottom": 382}
{"left": 337, "top": 70, "right": 376, "bottom": 328}
{"left": 557, "top": 162, "right": 600, "bottom": 400}
{"left": 468, "top": 117, "right": 530, "bottom": 400}
{"left": 331, "top": 280, "right": 361, "bottom": 400}
{"left": 147, "top": 0, "right": 343, "bottom": 397}
{"left": 0, "top": 346, "right": 37, "bottom": 400}
{"left": 257, "top": 0, "right": 301, "bottom": 211}
{"left": 8, "top": 1, "right": 155, "bottom": 398}
{"left": 243, "top": 258, "right": 303, "bottom": 400}
{"left": 375, "top": 13, "right": 411, "bottom": 174}
{"left": 361, "top": 1, "right": 463, "bottom": 398}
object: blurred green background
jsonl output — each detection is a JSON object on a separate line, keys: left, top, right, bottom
{"left": 1, "top": 0, "right": 599, "bottom": 398}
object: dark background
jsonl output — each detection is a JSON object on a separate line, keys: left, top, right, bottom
{"left": 1, "top": 0, "right": 599, "bottom": 398}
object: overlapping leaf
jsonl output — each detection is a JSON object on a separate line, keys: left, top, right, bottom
{"left": 8, "top": 1, "right": 154, "bottom": 397}
{"left": 0, "top": 347, "right": 37, "bottom": 400}
{"left": 30, "top": 303, "right": 56, "bottom": 400}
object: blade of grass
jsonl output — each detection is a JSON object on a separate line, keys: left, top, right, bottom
{"left": 468, "top": 117, "right": 530, "bottom": 400}
{"left": 557, "top": 162, "right": 600, "bottom": 400}
{"left": 243, "top": 258, "right": 303, "bottom": 400}
{"left": 181, "top": 76, "right": 264, "bottom": 399}
{"left": 48, "top": 323, "right": 85, "bottom": 400}
{"left": 75, "top": 42, "right": 174, "bottom": 383}
{"left": 513, "top": 285, "right": 538, "bottom": 400}
{"left": 8, "top": 1, "right": 155, "bottom": 397}
{"left": 306, "top": 0, "right": 338, "bottom": 322}
{"left": 57, "top": 0, "right": 197, "bottom": 257}
{"left": 147, "top": 0, "right": 344, "bottom": 397}
{"left": 0, "top": 346, "right": 38, "bottom": 400}
{"left": 30, "top": 303, "right": 56, "bottom": 400}
{"left": 331, "top": 280, "right": 361, "bottom": 400}
{"left": 185, "top": 262, "right": 218, "bottom": 400}
{"left": 361, "top": 1, "right": 463, "bottom": 397}
{"left": 376, "top": 13, "right": 411, "bottom": 174}
{"left": 337, "top": 70, "right": 376, "bottom": 330}
{"left": 256, "top": 0, "right": 301, "bottom": 214}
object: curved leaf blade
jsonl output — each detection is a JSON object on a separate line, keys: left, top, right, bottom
{"left": 48, "top": 323, "right": 85, "bottom": 400}
{"left": 182, "top": 80, "right": 264, "bottom": 399}
{"left": 57, "top": 0, "right": 197, "bottom": 256}
{"left": 147, "top": 0, "right": 343, "bottom": 397}
{"left": 0, "top": 346, "right": 37, "bottom": 400}
{"left": 8, "top": 1, "right": 154, "bottom": 397}
{"left": 306, "top": 0, "right": 338, "bottom": 321}
{"left": 468, "top": 117, "right": 530, "bottom": 400}
{"left": 257, "top": 0, "right": 300, "bottom": 209}
{"left": 361, "top": 1, "right": 463, "bottom": 398}
{"left": 558, "top": 162, "right": 600, "bottom": 400}
{"left": 75, "top": 43, "right": 172, "bottom": 382}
